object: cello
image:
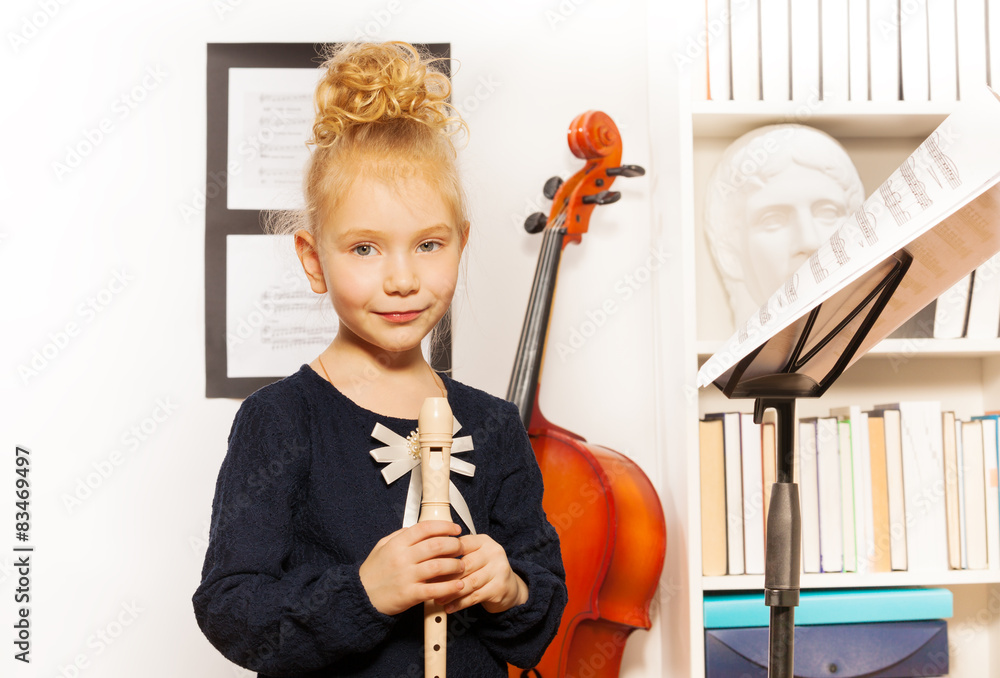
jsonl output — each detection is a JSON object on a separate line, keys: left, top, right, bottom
{"left": 506, "top": 111, "right": 667, "bottom": 677}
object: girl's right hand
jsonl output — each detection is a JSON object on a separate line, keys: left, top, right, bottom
{"left": 359, "top": 520, "right": 466, "bottom": 616}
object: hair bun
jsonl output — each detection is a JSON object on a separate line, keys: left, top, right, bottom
{"left": 311, "top": 41, "right": 460, "bottom": 147}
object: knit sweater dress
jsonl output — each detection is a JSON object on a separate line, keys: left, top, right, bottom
{"left": 192, "top": 364, "right": 567, "bottom": 677}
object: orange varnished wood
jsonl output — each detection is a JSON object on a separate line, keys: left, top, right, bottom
{"left": 507, "top": 112, "right": 665, "bottom": 678}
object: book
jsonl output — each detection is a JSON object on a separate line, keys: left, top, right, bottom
{"left": 956, "top": 417, "right": 969, "bottom": 568}
{"left": 900, "top": 0, "right": 930, "bottom": 101}
{"left": 740, "top": 412, "right": 766, "bottom": 574}
{"left": 867, "top": 413, "right": 893, "bottom": 572}
{"left": 838, "top": 419, "right": 858, "bottom": 572}
{"left": 821, "top": 0, "right": 849, "bottom": 101}
{"left": 730, "top": 0, "right": 760, "bottom": 101}
{"left": 815, "top": 416, "right": 844, "bottom": 572}
{"left": 706, "top": 0, "right": 731, "bottom": 100}
{"left": 961, "top": 418, "right": 988, "bottom": 568}
{"left": 932, "top": 273, "right": 972, "bottom": 338}
{"left": 965, "top": 253, "right": 1000, "bottom": 338}
{"left": 972, "top": 414, "right": 1000, "bottom": 569}
{"left": 848, "top": 0, "right": 870, "bottom": 100}
{"left": 831, "top": 406, "right": 872, "bottom": 573}
{"left": 691, "top": 0, "right": 710, "bottom": 100}
{"left": 942, "top": 411, "right": 962, "bottom": 568}
{"left": 700, "top": 418, "right": 728, "bottom": 576}
{"left": 875, "top": 401, "right": 948, "bottom": 572}
{"left": 928, "top": 0, "right": 959, "bottom": 101}
{"left": 799, "top": 418, "right": 822, "bottom": 573}
{"left": 873, "top": 408, "right": 909, "bottom": 571}
{"left": 790, "top": 0, "right": 821, "bottom": 101}
{"left": 705, "top": 412, "right": 745, "bottom": 574}
{"left": 759, "top": 0, "right": 790, "bottom": 100}
{"left": 869, "top": 0, "right": 900, "bottom": 101}
{"left": 956, "top": 0, "right": 988, "bottom": 99}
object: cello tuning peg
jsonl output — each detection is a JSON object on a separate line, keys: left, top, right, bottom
{"left": 524, "top": 212, "right": 548, "bottom": 234}
{"left": 582, "top": 190, "right": 621, "bottom": 206}
{"left": 606, "top": 165, "right": 645, "bottom": 178}
{"left": 542, "top": 176, "right": 563, "bottom": 200}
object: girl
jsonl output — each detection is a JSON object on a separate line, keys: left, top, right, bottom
{"left": 192, "top": 41, "right": 567, "bottom": 676}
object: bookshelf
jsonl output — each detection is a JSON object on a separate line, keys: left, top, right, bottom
{"left": 650, "top": 5, "right": 1000, "bottom": 677}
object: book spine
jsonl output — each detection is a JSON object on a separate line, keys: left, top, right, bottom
{"left": 974, "top": 416, "right": 1000, "bottom": 569}
{"left": 821, "top": 0, "right": 850, "bottom": 101}
{"left": 870, "top": 0, "right": 901, "bottom": 100}
{"left": 882, "top": 409, "right": 909, "bottom": 570}
{"left": 928, "top": 0, "right": 959, "bottom": 101}
{"left": 848, "top": 0, "right": 870, "bottom": 100}
{"left": 965, "top": 254, "right": 1000, "bottom": 338}
{"left": 740, "top": 413, "right": 766, "bottom": 574}
{"left": 932, "top": 273, "right": 972, "bottom": 338}
{"left": 707, "top": 0, "right": 732, "bottom": 100}
{"left": 700, "top": 419, "right": 728, "bottom": 576}
{"left": 898, "top": 401, "right": 948, "bottom": 572}
{"left": 791, "top": 0, "right": 821, "bottom": 101}
{"left": 867, "top": 414, "right": 893, "bottom": 572}
{"left": 760, "top": 0, "right": 791, "bottom": 100}
{"left": 962, "top": 419, "right": 988, "bottom": 568}
{"left": 943, "top": 411, "right": 963, "bottom": 569}
{"left": 839, "top": 419, "right": 858, "bottom": 572}
{"left": 816, "top": 417, "right": 844, "bottom": 572}
{"left": 956, "top": 0, "right": 988, "bottom": 99}
{"left": 900, "top": 0, "right": 931, "bottom": 101}
{"left": 731, "top": 0, "right": 761, "bottom": 101}
{"left": 799, "top": 419, "right": 822, "bottom": 573}
{"left": 721, "top": 413, "right": 746, "bottom": 574}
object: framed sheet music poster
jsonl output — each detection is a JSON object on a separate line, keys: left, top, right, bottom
{"left": 204, "top": 42, "right": 452, "bottom": 398}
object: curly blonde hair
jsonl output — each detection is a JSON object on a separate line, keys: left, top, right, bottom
{"left": 266, "top": 41, "right": 468, "bottom": 240}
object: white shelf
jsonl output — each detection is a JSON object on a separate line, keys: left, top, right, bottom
{"left": 697, "top": 337, "right": 1000, "bottom": 362}
{"left": 692, "top": 101, "right": 955, "bottom": 138}
{"left": 704, "top": 569, "right": 1000, "bottom": 591}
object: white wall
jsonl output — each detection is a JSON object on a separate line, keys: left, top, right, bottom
{"left": 1, "top": 1, "right": 672, "bottom": 675}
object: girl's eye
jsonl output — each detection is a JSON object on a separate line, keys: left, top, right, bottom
{"left": 418, "top": 241, "right": 441, "bottom": 253}
{"left": 353, "top": 244, "right": 375, "bottom": 256}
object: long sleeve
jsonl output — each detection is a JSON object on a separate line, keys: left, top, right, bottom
{"left": 192, "top": 395, "right": 395, "bottom": 676}
{"left": 474, "top": 403, "right": 567, "bottom": 669}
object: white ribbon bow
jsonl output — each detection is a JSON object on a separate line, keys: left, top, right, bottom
{"left": 368, "top": 417, "right": 477, "bottom": 534}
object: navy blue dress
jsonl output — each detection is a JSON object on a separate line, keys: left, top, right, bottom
{"left": 192, "top": 364, "right": 566, "bottom": 677}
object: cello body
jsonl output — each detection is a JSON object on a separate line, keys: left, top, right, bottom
{"left": 506, "top": 112, "right": 667, "bottom": 677}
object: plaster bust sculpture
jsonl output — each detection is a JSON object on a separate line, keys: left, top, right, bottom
{"left": 704, "top": 124, "right": 865, "bottom": 325}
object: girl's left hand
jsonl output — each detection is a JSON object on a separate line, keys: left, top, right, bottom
{"left": 436, "top": 533, "right": 529, "bottom": 614}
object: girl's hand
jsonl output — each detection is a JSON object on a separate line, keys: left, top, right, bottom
{"left": 438, "top": 533, "right": 529, "bottom": 614}
{"left": 359, "top": 520, "right": 466, "bottom": 616}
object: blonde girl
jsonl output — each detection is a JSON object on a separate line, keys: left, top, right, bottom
{"left": 193, "top": 41, "right": 566, "bottom": 677}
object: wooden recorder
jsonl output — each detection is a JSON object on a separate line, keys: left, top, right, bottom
{"left": 417, "top": 397, "right": 453, "bottom": 678}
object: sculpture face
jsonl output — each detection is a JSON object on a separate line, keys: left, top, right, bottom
{"left": 704, "top": 124, "right": 864, "bottom": 325}
{"left": 741, "top": 165, "right": 850, "bottom": 303}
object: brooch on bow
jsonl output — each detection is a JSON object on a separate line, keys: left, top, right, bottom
{"left": 369, "top": 418, "right": 477, "bottom": 533}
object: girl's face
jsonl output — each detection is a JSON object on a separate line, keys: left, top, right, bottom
{"left": 301, "top": 173, "right": 467, "bottom": 358}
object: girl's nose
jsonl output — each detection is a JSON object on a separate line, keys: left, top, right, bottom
{"left": 383, "top": 257, "right": 419, "bottom": 295}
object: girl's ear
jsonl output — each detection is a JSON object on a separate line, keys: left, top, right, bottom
{"left": 294, "top": 229, "right": 328, "bottom": 294}
{"left": 458, "top": 220, "right": 470, "bottom": 251}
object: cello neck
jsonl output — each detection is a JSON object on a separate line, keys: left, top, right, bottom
{"left": 506, "top": 225, "right": 567, "bottom": 428}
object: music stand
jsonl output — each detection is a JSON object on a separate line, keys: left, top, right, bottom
{"left": 707, "top": 249, "right": 913, "bottom": 678}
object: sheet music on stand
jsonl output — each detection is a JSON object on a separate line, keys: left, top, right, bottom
{"left": 700, "top": 86, "right": 1000, "bottom": 393}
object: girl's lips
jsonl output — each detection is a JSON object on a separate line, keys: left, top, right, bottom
{"left": 377, "top": 310, "right": 422, "bottom": 323}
